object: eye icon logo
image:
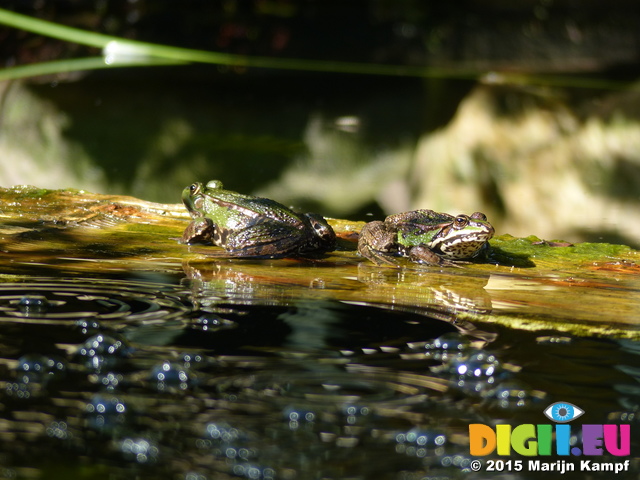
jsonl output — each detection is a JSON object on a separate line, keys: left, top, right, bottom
{"left": 543, "top": 402, "right": 584, "bottom": 423}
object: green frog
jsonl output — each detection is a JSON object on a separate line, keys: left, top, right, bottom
{"left": 358, "top": 209, "right": 494, "bottom": 266}
{"left": 181, "top": 180, "right": 336, "bottom": 257}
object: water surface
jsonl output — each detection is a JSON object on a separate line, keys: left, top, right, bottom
{"left": 0, "top": 187, "right": 639, "bottom": 479}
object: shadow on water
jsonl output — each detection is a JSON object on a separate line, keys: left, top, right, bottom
{"left": 0, "top": 276, "right": 638, "bottom": 479}
{"left": 487, "top": 245, "right": 536, "bottom": 268}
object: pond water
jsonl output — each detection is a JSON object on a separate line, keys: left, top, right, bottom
{"left": 3, "top": 5, "right": 640, "bottom": 478}
{"left": 0, "top": 275, "right": 638, "bottom": 479}
{"left": 0, "top": 187, "right": 639, "bottom": 480}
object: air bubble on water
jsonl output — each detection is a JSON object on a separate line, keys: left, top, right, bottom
{"left": 16, "top": 295, "right": 51, "bottom": 314}
{"left": 448, "top": 351, "right": 501, "bottom": 379}
{"left": 204, "top": 422, "right": 247, "bottom": 444}
{"left": 193, "top": 313, "right": 237, "bottom": 332}
{"left": 536, "top": 335, "right": 573, "bottom": 345}
{"left": 46, "top": 421, "right": 71, "bottom": 440}
{"left": 149, "top": 361, "right": 193, "bottom": 391}
{"left": 341, "top": 403, "right": 371, "bottom": 425}
{"left": 86, "top": 393, "right": 127, "bottom": 430}
{"left": 5, "top": 381, "right": 32, "bottom": 399}
{"left": 11, "top": 354, "right": 66, "bottom": 395}
{"left": 118, "top": 437, "right": 159, "bottom": 463}
{"left": 183, "top": 473, "right": 208, "bottom": 480}
{"left": 87, "top": 394, "right": 126, "bottom": 414}
{"left": 94, "top": 371, "right": 124, "bottom": 390}
{"left": 396, "top": 427, "right": 447, "bottom": 447}
{"left": 424, "top": 332, "right": 471, "bottom": 361}
{"left": 181, "top": 352, "right": 208, "bottom": 368}
{"left": 232, "top": 464, "right": 276, "bottom": 480}
{"left": 77, "top": 333, "right": 132, "bottom": 370}
{"left": 341, "top": 404, "right": 370, "bottom": 417}
{"left": 74, "top": 318, "right": 103, "bottom": 335}
{"left": 16, "top": 354, "right": 66, "bottom": 379}
{"left": 485, "top": 380, "right": 548, "bottom": 408}
{"left": 441, "top": 454, "right": 473, "bottom": 469}
{"left": 224, "top": 446, "right": 256, "bottom": 461}
{"left": 283, "top": 406, "right": 316, "bottom": 426}
{"left": 431, "top": 333, "right": 471, "bottom": 351}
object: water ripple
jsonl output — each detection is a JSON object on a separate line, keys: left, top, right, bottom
{"left": 0, "top": 276, "right": 560, "bottom": 479}
{"left": 0, "top": 279, "right": 192, "bottom": 324}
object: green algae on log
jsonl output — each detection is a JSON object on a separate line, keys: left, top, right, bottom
{"left": 1, "top": 185, "right": 640, "bottom": 338}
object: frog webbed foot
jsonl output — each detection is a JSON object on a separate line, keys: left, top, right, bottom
{"left": 358, "top": 245, "right": 400, "bottom": 266}
{"left": 406, "top": 245, "right": 465, "bottom": 267}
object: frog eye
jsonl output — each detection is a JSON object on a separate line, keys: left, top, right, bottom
{"left": 470, "top": 212, "right": 487, "bottom": 221}
{"left": 189, "top": 183, "right": 200, "bottom": 195}
{"left": 312, "top": 221, "right": 329, "bottom": 236}
{"left": 454, "top": 215, "right": 469, "bottom": 227}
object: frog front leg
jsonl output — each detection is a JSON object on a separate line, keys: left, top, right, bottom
{"left": 182, "top": 218, "right": 215, "bottom": 245}
{"left": 405, "top": 245, "right": 463, "bottom": 267}
{"left": 357, "top": 221, "right": 400, "bottom": 266}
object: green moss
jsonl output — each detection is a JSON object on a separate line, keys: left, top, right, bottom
{"left": 489, "top": 233, "right": 637, "bottom": 267}
{"left": 4, "top": 184, "right": 55, "bottom": 198}
{"left": 463, "top": 311, "right": 640, "bottom": 340}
